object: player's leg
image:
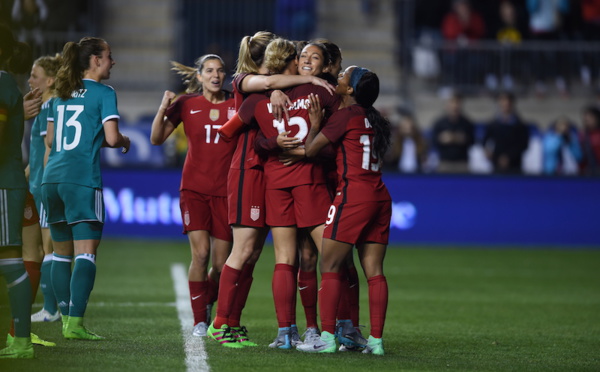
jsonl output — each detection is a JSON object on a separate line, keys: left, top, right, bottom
{"left": 188, "top": 229, "right": 211, "bottom": 336}
{"left": 357, "top": 242, "right": 387, "bottom": 356}
{"left": 0, "top": 188, "right": 33, "bottom": 358}
{"left": 269, "top": 225, "right": 298, "bottom": 349}
{"left": 297, "top": 237, "right": 351, "bottom": 353}
{"left": 33, "top": 226, "right": 59, "bottom": 321}
{"left": 297, "top": 234, "right": 319, "bottom": 338}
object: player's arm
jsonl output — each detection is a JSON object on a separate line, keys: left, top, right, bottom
{"left": 150, "top": 90, "right": 177, "bottom": 145}
{"left": 104, "top": 119, "right": 131, "bottom": 153}
{"left": 305, "top": 93, "right": 330, "bottom": 158}
{"left": 241, "top": 74, "right": 335, "bottom": 95}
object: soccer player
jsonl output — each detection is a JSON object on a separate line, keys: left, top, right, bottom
{"left": 222, "top": 38, "right": 339, "bottom": 350}
{"left": 150, "top": 54, "right": 236, "bottom": 337}
{"left": 297, "top": 66, "right": 392, "bottom": 355}
{"left": 42, "top": 37, "right": 130, "bottom": 340}
{"left": 27, "top": 54, "right": 62, "bottom": 323}
{"left": 208, "top": 31, "right": 333, "bottom": 348}
{"left": 0, "top": 24, "right": 34, "bottom": 359}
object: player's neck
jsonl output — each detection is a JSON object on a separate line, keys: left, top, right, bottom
{"left": 339, "top": 95, "right": 357, "bottom": 110}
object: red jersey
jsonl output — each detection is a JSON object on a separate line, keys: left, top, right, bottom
{"left": 238, "top": 84, "right": 339, "bottom": 189}
{"left": 229, "top": 73, "right": 263, "bottom": 170}
{"left": 165, "top": 93, "right": 236, "bottom": 196}
{"left": 320, "top": 105, "right": 391, "bottom": 202}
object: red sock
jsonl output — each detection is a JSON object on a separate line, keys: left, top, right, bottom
{"left": 367, "top": 275, "right": 388, "bottom": 338}
{"left": 228, "top": 263, "right": 255, "bottom": 327}
{"left": 298, "top": 269, "right": 318, "bottom": 329}
{"left": 207, "top": 275, "right": 219, "bottom": 305}
{"left": 9, "top": 261, "right": 43, "bottom": 336}
{"left": 189, "top": 281, "right": 209, "bottom": 325}
{"left": 336, "top": 266, "right": 352, "bottom": 320}
{"left": 319, "top": 272, "right": 342, "bottom": 334}
{"left": 347, "top": 266, "right": 360, "bottom": 326}
{"left": 214, "top": 265, "right": 241, "bottom": 328}
{"left": 272, "top": 264, "right": 296, "bottom": 328}
{"left": 24, "top": 261, "right": 42, "bottom": 301}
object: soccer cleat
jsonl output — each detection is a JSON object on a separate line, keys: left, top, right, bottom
{"left": 268, "top": 327, "right": 292, "bottom": 349}
{"left": 207, "top": 323, "right": 244, "bottom": 348}
{"left": 336, "top": 319, "right": 367, "bottom": 349}
{"left": 6, "top": 332, "right": 56, "bottom": 347}
{"left": 296, "top": 331, "right": 336, "bottom": 353}
{"left": 290, "top": 324, "right": 302, "bottom": 346}
{"left": 339, "top": 344, "right": 362, "bottom": 352}
{"left": 61, "top": 314, "right": 69, "bottom": 334}
{"left": 231, "top": 326, "right": 258, "bottom": 346}
{"left": 362, "top": 335, "right": 384, "bottom": 356}
{"left": 63, "top": 317, "right": 104, "bottom": 341}
{"left": 0, "top": 337, "right": 34, "bottom": 359}
{"left": 31, "top": 308, "right": 61, "bottom": 322}
{"left": 302, "top": 327, "right": 320, "bottom": 343}
{"left": 192, "top": 322, "right": 208, "bottom": 337}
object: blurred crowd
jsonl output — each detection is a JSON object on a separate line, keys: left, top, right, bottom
{"left": 384, "top": 89, "right": 600, "bottom": 176}
{"left": 412, "top": 0, "right": 600, "bottom": 96}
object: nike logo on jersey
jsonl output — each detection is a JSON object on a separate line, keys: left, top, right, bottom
{"left": 190, "top": 109, "right": 202, "bottom": 114}
{"left": 191, "top": 295, "right": 202, "bottom": 300}
{"left": 299, "top": 286, "right": 309, "bottom": 291}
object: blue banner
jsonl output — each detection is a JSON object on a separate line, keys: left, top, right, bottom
{"left": 101, "top": 169, "right": 600, "bottom": 246}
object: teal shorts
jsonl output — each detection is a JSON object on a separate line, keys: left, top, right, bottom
{"left": 42, "top": 183, "right": 105, "bottom": 225}
{"left": 49, "top": 220, "right": 103, "bottom": 242}
{"left": 0, "top": 188, "right": 27, "bottom": 247}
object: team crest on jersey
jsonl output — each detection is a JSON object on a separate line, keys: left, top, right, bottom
{"left": 227, "top": 107, "right": 235, "bottom": 119}
{"left": 250, "top": 206, "right": 260, "bottom": 221}
{"left": 184, "top": 211, "right": 190, "bottom": 226}
{"left": 24, "top": 205, "right": 33, "bottom": 220}
{"left": 210, "top": 109, "right": 220, "bottom": 121}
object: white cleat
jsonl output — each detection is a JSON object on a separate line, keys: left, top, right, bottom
{"left": 31, "top": 309, "right": 61, "bottom": 322}
{"left": 192, "top": 322, "right": 208, "bottom": 337}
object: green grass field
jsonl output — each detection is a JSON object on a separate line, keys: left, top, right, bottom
{"left": 1, "top": 239, "right": 599, "bottom": 371}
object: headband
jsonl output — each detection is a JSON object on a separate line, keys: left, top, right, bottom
{"left": 349, "top": 67, "right": 369, "bottom": 92}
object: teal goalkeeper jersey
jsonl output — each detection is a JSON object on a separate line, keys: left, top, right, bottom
{"left": 29, "top": 97, "right": 53, "bottom": 195}
{"left": 43, "top": 79, "right": 120, "bottom": 189}
{"left": 0, "top": 71, "right": 27, "bottom": 189}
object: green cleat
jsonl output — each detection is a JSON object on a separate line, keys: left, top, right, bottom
{"left": 0, "top": 337, "right": 34, "bottom": 359}
{"left": 362, "top": 335, "right": 384, "bottom": 356}
{"left": 61, "top": 314, "right": 69, "bottom": 335}
{"left": 7, "top": 332, "right": 56, "bottom": 347}
{"left": 63, "top": 316, "right": 104, "bottom": 341}
{"left": 207, "top": 323, "right": 244, "bottom": 348}
{"left": 231, "top": 326, "right": 258, "bottom": 346}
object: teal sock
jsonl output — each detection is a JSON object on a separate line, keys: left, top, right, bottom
{"left": 40, "top": 254, "right": 58, "bottom": 313}
{"left": 0, "top": 258, "right": 32, "bottom": 337}
{"left": 51, "top": 253, "right": 73, "bottom": 316}
{"left": 70, "top": 254, "right": 96, "bottom": 318}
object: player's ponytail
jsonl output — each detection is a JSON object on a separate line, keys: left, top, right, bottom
{"left": 353, "top": 70, "right": 391, "bottom": 161}
{"left": 263, "top": 38, "right": 296, "bottom": 74}
{"left": 235, "top": 31, "right": 276, "bottom": 76}
{"left": 55, "top": 37, "right": 107, "bottom": 99}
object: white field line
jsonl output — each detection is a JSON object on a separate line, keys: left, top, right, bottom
{"left": 171, "top": 263, "right": 210, "bottom": 372}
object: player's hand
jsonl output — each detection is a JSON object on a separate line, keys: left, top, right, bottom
{"left": 23, "top": 88, "right": 42, "bottom": 120}
{"left": 308, "top": 93, "right": 323, "bottom": 129}
{"left": 277, "top": 131, "right": 301, "bottom": 150}
{"left": 279, "top": 147, "right": 305, "bottom": 166}
{"left": 121, "top": 135, "right": 131, "bottom": 154}
{"left": 160, "top": 90, "right": 176, "bottom": 111}
{"left": 310, "top": 76, "right": 336, "bottom": 95}
{"left": 270, "top": 90, "right": 291, "bottom": 122}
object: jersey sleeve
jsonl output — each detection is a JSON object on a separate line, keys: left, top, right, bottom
{"left": 238, "top": 93, "right": 265, "bottom": 124}
{"left": 100, "top": 86, "right": 120, "bottom": 124}
{"left": 164, "top": 95, "right": 185, "bottom": 127}
{"left": 320, "top": 110, "right": 348, "bottom": 144}
{"left": 233, "top": 73, "right": 251, "bottom": 94}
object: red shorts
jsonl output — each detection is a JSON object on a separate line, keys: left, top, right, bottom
{"left": 227, "top": 168, "right": 266, "bottom": 227}
{"left": 323, "top": 199, "right": 391, "bottom": 245}
{"left": 22, "top": 191, "right": 40, "bottom": 227}
{"left": 265, "top": 183, "right": 331, "bottom": 228}
{"left": 180, "top": 189, "right": 232, "bottom": 242}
